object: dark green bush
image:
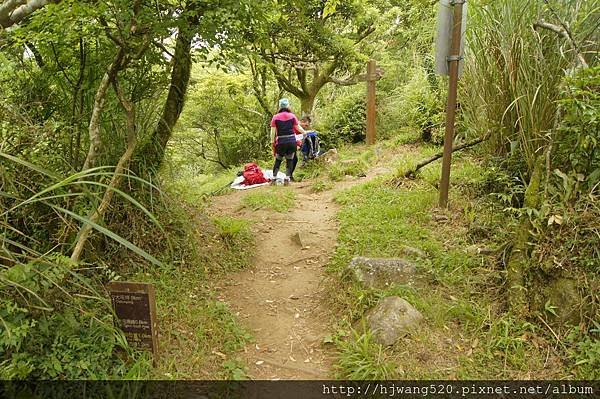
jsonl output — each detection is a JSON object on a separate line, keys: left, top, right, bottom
{"left": 319, "top": 92, "right": 366, "bottom": 149}
{"left": 553, "top": 66, "right": 600, "bottom": 194}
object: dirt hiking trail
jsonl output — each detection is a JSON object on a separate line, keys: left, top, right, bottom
{"left": 209, "top": 157, "right": 393, "bottom": 380}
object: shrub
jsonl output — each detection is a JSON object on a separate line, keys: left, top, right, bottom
{"left": 0, "top": 257, "right": 147, "bottom": 379}
{"left": 379, "top": 65, "right": 444, "bottom": 144}
{"left": 319, "top": 90, "right": 366, "bottom": 149}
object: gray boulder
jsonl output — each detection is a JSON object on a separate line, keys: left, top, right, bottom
{"left": 346, "top": 256, "right": 417, "bottom": 289}
{"left": 363, "top": 296, "right": 423, "bottom": 346}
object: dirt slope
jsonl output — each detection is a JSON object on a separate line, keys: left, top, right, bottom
{"left": 208, "top": 163, "right": 391, "bottom": 380}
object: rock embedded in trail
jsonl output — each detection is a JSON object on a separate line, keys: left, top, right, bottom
{"left": 292, "top": 231, "right": 313, "bottom": 249}
{"left": 362, "top": 296, "right": 423, "bottom": 346}
{"left": 346, "top": 256, "right": 417, "bottom": 289}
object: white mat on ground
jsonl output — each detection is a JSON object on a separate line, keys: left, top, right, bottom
{"left": 230, "top": 170, "right": 287, "bottom": 190}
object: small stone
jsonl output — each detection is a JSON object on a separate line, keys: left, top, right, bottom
{"left": 292, "top": 231, "right": 312, "bottom": 249}
{"left": 340, "top": 159, "right": 359, "bottom": 165}
{"left": 433, "top": 214, "right": 449, "bottom": 222}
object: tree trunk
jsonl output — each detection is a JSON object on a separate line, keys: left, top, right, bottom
{"left": 506, "top": 157, "right": 544, "bottom": 318}
{"left": 300, "top": 95, "right": 315, "bottom": 118}
{"left": 71, "top": 77, "right": 136, "bottom": 262}
{"left": 133, "top": 23, "right": 194, "bottom": 174}
{"left": 81, "top": 48, "right": 125, "bottom": 171}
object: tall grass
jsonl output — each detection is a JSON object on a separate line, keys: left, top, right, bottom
{"left": 461, "top": 0, "right": 599, "bottom": 175}
{"left": 0, "top": 152, "right": 162, "bottom": 378}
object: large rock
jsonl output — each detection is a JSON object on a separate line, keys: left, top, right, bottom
{"left": 363, "top": 296, "right": 423, "bottom": 346}
{"left": 320, "top": 149, "right": 339, "bottom": 164}
{"left": 346, "top": 256, "right": 417, "bottom": 289}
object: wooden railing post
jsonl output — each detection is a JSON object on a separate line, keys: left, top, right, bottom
{"left": 366, "top": 59, "right": 377, "bottom": 145}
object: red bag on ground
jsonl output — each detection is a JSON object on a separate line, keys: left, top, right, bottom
{"left": 242, "top": 162, "right": 269, "bottom": 185}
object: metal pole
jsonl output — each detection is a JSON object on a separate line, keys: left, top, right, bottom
{"left": 439, "top": 0, "right": 464, "bottom": 208}
{"left": 366, "top": 59, "right": 376, "bottom": 145}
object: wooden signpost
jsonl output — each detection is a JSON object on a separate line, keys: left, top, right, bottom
{"left": 107, "top": 281, "right": 158, "bottom": 360}
{"left": 435, "top": 0, "right": 467, "bottom": 208}
{"left": 366, "top": 59, "right": 384, "bottom": 145}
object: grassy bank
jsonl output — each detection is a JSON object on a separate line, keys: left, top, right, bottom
{"left": 109, "top": 188, "right": 255, "bottom": 379}
{"left": 326, "top": 139, "right": 579, "bottom": 379}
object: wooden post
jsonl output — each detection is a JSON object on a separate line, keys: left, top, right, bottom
{"left": 439, "top": 1, "right": 465, "bottom": 208}
{"left": 366, "top": 59, "right": 377, "bottom": 145}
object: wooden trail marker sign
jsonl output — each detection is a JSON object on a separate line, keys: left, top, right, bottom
{"left": 108, "top": 281, "right": 158, "bottom": 358}
{"left": 366, "top": 59, "right": 384, "bottom": 145}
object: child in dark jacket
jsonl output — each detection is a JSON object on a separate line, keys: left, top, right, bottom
{"left": 299, "top": 115, "right": 320, "bottom": 166}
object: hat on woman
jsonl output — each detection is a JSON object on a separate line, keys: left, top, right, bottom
{"left": 279, "top": 98, "right": 290, "bottom": 109}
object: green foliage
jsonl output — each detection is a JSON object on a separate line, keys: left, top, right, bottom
{"left": 293, "top": 159, "right": 324, "bottom": 181}
{"left": 222, "top": 358, "right": 248, "bottom": 380}
{"left": 310, "top": 180, "right": 334, "bottom": 193}
{"left": 0, "top": 257, "right": 148, "bottom": 379}
{"left": 241, "top": 188, "right": 296, "bottom": 212}
{"left": 381, "top": 64, "right": 444, "bottom": 143}
{"left": 328, "top": 159, "right": 369, "bottom": 181}
{"left": 213, "top": 217, "right": 252, "bottom": 247}
{"left": 554, "top": 66, "right": 600, "bottom": 195}
{"left": 238, "top": 0, "right": 380, "bottom": 115}
{"left": 484, "top": 317, "right": 538, "bottom": 370}
{"left": 173, "top": 69, "right": 270, "bottom": 173}
{"left": 334, "top": 329, "right": 398, "bottom": 379}
{"left": 326, "top": 151, "right": 575, "bottom": 378}
{"left": 462, "top": 0, "right": 599, "bottom": 175}
{"left": 319, "top": 90, "right": 366, "bottom": 148}
{"left": 566, "top": 323, "right": 600, "bottom": 379}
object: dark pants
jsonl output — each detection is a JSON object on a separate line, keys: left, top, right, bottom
{"left": 273, "top": 142, "right": 296, "bottom": 178}
{"left": 291, "top": 152, "right": 298, "bottom": 176}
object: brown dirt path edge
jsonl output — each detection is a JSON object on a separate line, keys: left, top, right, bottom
{"left": 208, "top": 163, "right": 392, "bottom": 380}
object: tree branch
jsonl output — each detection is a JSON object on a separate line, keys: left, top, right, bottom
{"left": 198, "top": 131, "right": 227, "bottom": 169}
{"left": 296, "top": 67, "right": 309, "bottom": 94}
{"left": 152, "top": 39, "right": 174, "bottom": 58}
{"left": 328, "top": 74, "right": 366, "bottom": 86}
{"left": 0, "top": 0, "right": 59, "bottom": 29}
{"left": 403, "top": 137, "right": 486, "bottom": 178}
{"left": 81, "top": 48, "right": 126, "bottom": 171}
{"left": 533, "top": 19, "right": 588, "bottom": 68}
{"left": 248, "top": 55, "right": 273, "bottom": 115}
{"left": 262, "top": 49, "right": 305, "bottom": 98}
